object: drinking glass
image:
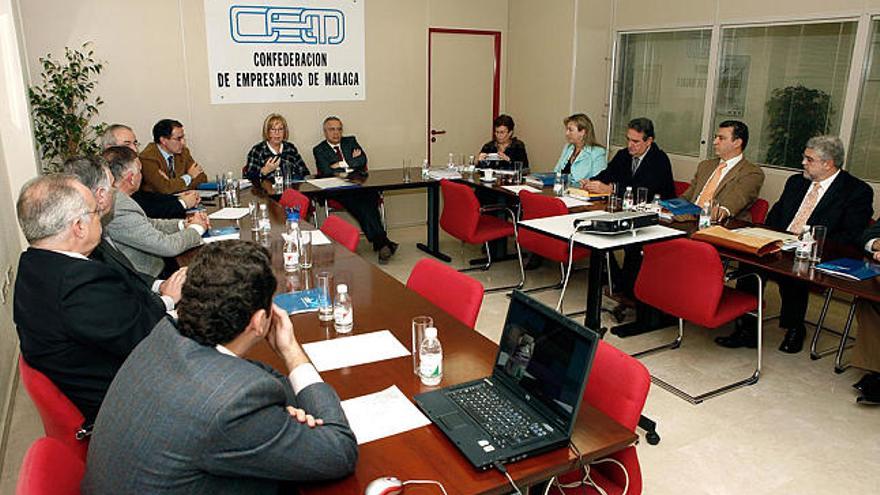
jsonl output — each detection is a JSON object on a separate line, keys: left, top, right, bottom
{"left": 636, "top": 187, "right": 648, "bottom": 210}
{"left": 513, "top": 161, "right": 524, "bottom": 184}
{"left": 811, "top": 225, "right": 827, "bottom": 263}
{"left": 300, "top": 230, "right": 313, "bottom": 269}
{"left": 412, "top": 316, "right": 434, "bottom": 375}
{"left": 316, "top": 271, "right": 334, "bottom": 321}
{"left": 606, "top": 183, "right": 619, "bottom": 212}
{"left": 248, "top": 200, "right": 259, "bottom": 232}
{"left": 402, "top": 158, "right": 412, "bottom": 183}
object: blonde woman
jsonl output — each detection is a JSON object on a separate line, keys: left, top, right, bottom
{"left": 244, "top": 114, "right": 309, "bottom": 182}
{"left": 552, "top": 113, "right": 606, "bottom": 182}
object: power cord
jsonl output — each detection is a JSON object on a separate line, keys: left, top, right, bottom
{"left": 556, "top": 232, "right": 579, "bottom": 311}
{"left": 551, "top": 441, "right": 629, "bottom": 495}
{"left": 493, "top": 461, "right": 523, "bottom": 495}
{"left": 401, "top": 479, "right": 449, "bottom": 494}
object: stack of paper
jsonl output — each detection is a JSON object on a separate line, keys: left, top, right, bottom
{"left": 427, "top": 169, "right": 462, "bottom": 180}
{"left": 301, "top": 330, "right": 410, "bottom": 372}
{"left": 207, "top": 207, "right": 250, "bottom": 220}
{"left": 306, "top": 177, "right": 355, "bottom": 189}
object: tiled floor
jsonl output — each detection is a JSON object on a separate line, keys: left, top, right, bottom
{"left": 2, "top": 225, "right": 878, "bottom": 493}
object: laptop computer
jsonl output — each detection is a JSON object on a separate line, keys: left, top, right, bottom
{"left": 414, "top": 291, "right": 600, "bottom": 470}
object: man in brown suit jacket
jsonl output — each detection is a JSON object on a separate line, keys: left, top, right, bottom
{"left": 139, "top": 119, "right": 208, "bottom": 194}
{"left": 681, "top": 120, "right": 764, "bottom": 221}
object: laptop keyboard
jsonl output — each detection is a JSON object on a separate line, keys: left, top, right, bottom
{"left": 447, "top": 382, "right": 550, "bottom": 449}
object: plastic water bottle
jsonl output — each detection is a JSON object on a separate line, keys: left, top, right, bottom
{"left": 333, "top": 284, "right": 353, "bottom": 334}
{"left": 795, "top": 227, "right": 814, "bottom": 261}
{"left": 622, "top": 186, "right": 634, "bottom": 211}
{"left": 422, "top": 159, "right": 430, "bottom": 179}
{"left": 283, "top": 208, "right": 301, "bottom": 271}
{"left": 447, "top": 153, "right": 455, "bottom": 169}
{"left": 419, "top": 327, "right": 443, "bottom": 386}
{"left": 553, "top": 172, "right": 564, "bottom": 196}
{"left": 258, "top": 203, "right": 271, "bottom": 244}
{"left": 698, "top": 202, "right": 712, "bottom": 230}
{"left": 651, "top": 194, "right": 662, "bottom": 213}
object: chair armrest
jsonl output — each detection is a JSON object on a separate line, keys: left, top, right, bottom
{"left": 479, "top": 204, "right": 517, "bottom": 221}
{"left": 725, "top": 271, "right": 762, "bottom": 286}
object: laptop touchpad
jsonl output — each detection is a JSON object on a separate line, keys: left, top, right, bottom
{"left": 438, "top": 412, "right": 469, "bottom": 430}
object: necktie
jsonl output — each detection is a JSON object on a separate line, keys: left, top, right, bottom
{"left": 334, "top": 145, "right": 344, "bottom": 163}
{"left": 788, "top": 182, "right": 822, "bottom": 234}
{"left": 167, "top": 156, "right": 175, "bottom": 178}
{"left": 695, "top": 161, "right": 726, "bottom": 207}
{"left": 631, "top": 156, "right": 641, "bottom": 176}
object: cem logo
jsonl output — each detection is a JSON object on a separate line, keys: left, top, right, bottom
{"left": 229, "top": 5, "right": 345, "bottom": 44}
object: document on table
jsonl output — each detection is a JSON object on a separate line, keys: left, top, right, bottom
{"left": 207, "top": 207, "right": 250, "bottom": 220}
{"left": 309, "top": 230, "right": 332, "bottom": 245}
{"left": 559, "top": 195, "right": 591, "bottom": 208}
{"left": 341, "top": 386, "right": 431, "bottom": 445}
{"left": 306, "top": 177, "right": 353, "bottom": 189}
{"left": 427, "top": 169, "right": 462, "bottom": 180}
{"left": 197, "top": 190, "right": 218, "bottom": 199}
{"left": 302, "top": 330, "right": 410, "bottom": 372}
{"left": 501, "top": 185, "right": 541, "bottom": 194}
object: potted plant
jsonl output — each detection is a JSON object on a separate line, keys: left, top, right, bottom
{"left": 764, "top": 84, "right": 833, "bottom": 168}
{"left": 28, "top": 43, "right": 107, "bottom": 173}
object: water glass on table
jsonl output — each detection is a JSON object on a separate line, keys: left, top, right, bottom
{"left": 316, "top": 271, "right": 334, "bottom": 321}
{"left": 300, "top": 230, "right": 313, "bottom": 269}
{"left": 402, "top": 158, "right": 412, "bottom": 183}
{"left": 636, "top": 187, "right": 648, "bottom": 211}
{"left": 811, "top": 225, "right": 827, "bottom": 263}
{"left": 412, "top": 316, "right": 434, "bottom": 375}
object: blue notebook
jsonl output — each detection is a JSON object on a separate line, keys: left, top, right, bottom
{"left": 660, "top": 198, "right": 702, "bottom": 216}
{"left": 815, "top": 258, "right": 880, "bottom": 281}
{"left": 274, "top": 288, "right": 325, "bottom": 314}
{"left": 197, "top": 182, "right": 219, "bottom": 191}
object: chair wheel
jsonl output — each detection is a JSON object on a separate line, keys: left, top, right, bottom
{"left": 646, "top": 432, "right": 660, "bottom": 445}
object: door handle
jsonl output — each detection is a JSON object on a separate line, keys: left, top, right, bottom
{"left": 430, "top": 129, "right": 446, "bottom": 136}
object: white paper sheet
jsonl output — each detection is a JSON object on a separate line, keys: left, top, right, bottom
{"left": 501, "top": 185, "right": 541, "bottom": 194}
{"left": 341, "top": 386, "right": 431, "bottom": 445}
{"left": 558, "top": 195, "right": 591, "bottom": 208}
{"left": 309, "top": 230, "right": 332, "bottom": 246}
{"left": 302, "top": 330, "right": 410, "bottom": 372}
{"left": 197, "top": 190, "right": 219, "bottom": 199}
{"left": 427, "top": 169, "right": 462, "bottom": 180}
{"left": 306, "top": 177, "right": 353, "bottom": 189}
{"left": 202, "top": 232, "right": 240, "bottom": 244}
{"left": 207, "top": 207, "right": 250, "bottom": 220}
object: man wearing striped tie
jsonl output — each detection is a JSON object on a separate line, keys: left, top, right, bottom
{"left": 716, "top": 135, "right": 873, "bottom": 353}
{"left": 680, "top": 121, "right": 764, "bottom": 221}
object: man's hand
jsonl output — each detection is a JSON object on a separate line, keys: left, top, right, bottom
{"left": 159, "top": 267, "right": 187, "bottom": 303}
{"left": 179, "top": 190, "right": 200, "bottom": 208}
{"left": 583, "top": 180, "right": 611, "bottom": 194}
{"left": 330, "top": 161, "right": 346, "bottom": 169}
{"left": 186, "top": 211, "right": 209, "bottom": 229}
{"left": 286, "top": 406, "right": 324, "bottom": 428}
{"left": 352, "top": 148, "right": 362, "bottom": 158}
{"left": 187, "top": 162, "right": 204, "bottom": 178}
{"left": 266, "top": 304, "right": 310, "bottom": 371}
{"left": 262, "top": 156, "right": 280, "bottom": 175}
{"left": 873, "top": 251, "right": 880, "bottom": 263}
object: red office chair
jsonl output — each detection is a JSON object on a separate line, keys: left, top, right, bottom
{"left": 439, "top": 180, "right": 524, "bottom": 292}
{"left": 748, "top": 198, "right": 769, "bottom": 225}
{"left": 674, "top": 180, "right": 690, "bottom": 197}
{"left": 517, "top": 191, "right": 590, "bottom": 306}
{"left": 632, "top": 238, "right": 763, "bottom": 403}
{"left": 16, "top": 437, "right": 85, "bottom": 495}
{"left": 406, "top": 258, "right": 485, "bottom": 328}
{"left": 279, "top": 189, "right": 312, "bottom": 220}
{"left": 320, "top": 215, "right": 360, "bottom": 252}
{"left": 18, "top": 356, "right": 89, "bottom": 460}
{"left": 555, "top": 340, "right": 650, "bottom": 494}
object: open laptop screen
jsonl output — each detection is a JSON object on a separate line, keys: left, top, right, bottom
{"left": 494, "top": 292, "right": 598, "bottom": 430}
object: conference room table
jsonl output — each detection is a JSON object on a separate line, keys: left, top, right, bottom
{"left": 197, "top": 189, "right": 638, "bottom": 495}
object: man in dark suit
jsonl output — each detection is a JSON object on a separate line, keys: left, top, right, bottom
{"left": 139, "top": 118, "right": 208, "bottom": 194}
{"left": 717, "top": 135, "right": 874, "bottom": 353}
{"left": 83, "top": 241, "right": 358, "bottom": 494}
{"left": 102, "top": 123, "right": 199, "bottom": 218}
{"left": 852, "top": 222, "right": 880, "bottom": 405}
{"left": 13, "top": 175, "right": 176, "bottom": 424}
{"left": 313, "top": 116, "right": 397, "bottom": 263}
{"left": 581, "top": 118, "right": 677, "bottom": 335}
{"left": 680, "top": 120, "right": 765, "bottom": 221}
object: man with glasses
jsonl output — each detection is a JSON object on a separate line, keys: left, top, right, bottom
{"left": 103, "top": 146, "right": 208, "bottom": 278}
{"left": 716, "top": 135, "right": 873, "bottom": 353}
{"left": 313, "top": 116, "right": 397, "bottom": 263}
{"left": 13, "top": 174, "right": 170, "bottom": 424}
{"left": 139, "top": 119, "right": 207, "bottom": 194}
{"left": 102, "top": 124, "right": 199, "bottom": 218}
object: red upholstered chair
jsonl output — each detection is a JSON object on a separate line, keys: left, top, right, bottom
{"left": 439, "top": 179, "right": 524, "bottom": 292}
{"left": 279, "top": 189, "right": 312, "bottom": 220}
{"left": 632, "top": 238, "right": 763, "bottom": 403}
{"left": 556, "top": 341, "right": 650, "bottom": 494}
{"left": 18, "top": 356, "right": 89, "bottom": 461}
{"left": 406, "top": 258, "right": 485, "bottom": 328}
{"left": 674, "top": 180, "right": 690, "bottom": 197}
{"left": 748, "top": 198, "right": 769, "bottom": 225}
{"left": 517, "top": 191, "right": 590, "bottom": 306}
{"left": 320, "top": 215, "right": 360, "bottom": 252}
{"left": 16, "top": 437, "right": 85, "bottom": 495}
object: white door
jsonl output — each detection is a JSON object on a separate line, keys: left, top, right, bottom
{"left": 429, "top": 30, "right": 500, "bottom": 166}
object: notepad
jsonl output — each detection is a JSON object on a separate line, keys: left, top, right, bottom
{"left": 274, "top": 288, "right": 324, "bottom": 314}
{"left": 201, "top": 226, "right": 240, "bottom": 243}
{"left": 307, "top": 177, "right": 355, "bottom": 189}
{"left": 301, "top": 330, "right": 410, "bottom": 372}
{"left": 341, "top": 386, "right": 431, "bottom": 445}
{"left": 501, "top": 185, "right": 541, "bottom": 194}
{"left": 815, "top": 258, "right": 880, "bottom": 281}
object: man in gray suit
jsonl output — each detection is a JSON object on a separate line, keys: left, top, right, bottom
{"left": 83, "top": 241, "right": 358, "bottom": 494}
{"left": 102, "top": 146, "right": 208, "bottom": 277}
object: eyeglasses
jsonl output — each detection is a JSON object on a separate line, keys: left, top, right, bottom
{"left": 80, "top": 208, "right": 100, "bottom": 222}
{"left": 269, "top": 127, "right": 285, "bottom": 133}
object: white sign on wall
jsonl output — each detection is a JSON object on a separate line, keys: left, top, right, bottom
{"left": 204, "top": 0, "right": 365, "bottom": 104}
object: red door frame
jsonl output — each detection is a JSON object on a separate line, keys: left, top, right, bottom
{"left": 427, "top": 28, "right": 502, "bottom": 163}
